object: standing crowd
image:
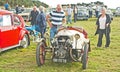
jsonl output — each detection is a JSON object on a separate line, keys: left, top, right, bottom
{"left": 28, "top": 4, "right": 78, "bottom": 40}
{"left": 25, "top": 4, "right": 112, "bottom": 48}
{"left": 3, "top": 2, "right": 111, "bottom": 48}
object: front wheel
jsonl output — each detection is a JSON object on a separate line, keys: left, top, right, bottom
{"left": 82, "top": 43, "right": 89, "bottom": 69}
{"left": 36, "top": 42, "right": 46, "bottom": 66}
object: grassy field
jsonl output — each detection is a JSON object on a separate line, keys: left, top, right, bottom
{"left": 0, "top": 17, "right": 120, "bottom": 72}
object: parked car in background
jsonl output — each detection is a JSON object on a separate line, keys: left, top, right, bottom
{"left": 106, "top": 9, "right": 113, "bottom": 20}
{"left": 77, "top": 6, "right": 89, "bottom": 20}
{"left": 114, "top": 7, "right": 120, "bottom": 17}
{"left": 0, "top": 10, "right": 30, "bottom": 52}
{"left": 18, "top": 8, "right": 32, "bottom": 22}
{"left": 9, "top": 9, "right": 16, "bottom": 13}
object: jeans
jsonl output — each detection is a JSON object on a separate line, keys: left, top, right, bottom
{"left": 97, "top": 29, "right": 110, "bottom": 47}
{"left": 67, "top": 15, "right": 72, "bottom": 24}
{"left": 50, "top": 25, "right": 61, "bottom": 40}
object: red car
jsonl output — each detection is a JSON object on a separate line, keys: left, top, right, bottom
{"left": 0, "top": 10, "right": 30, "bottom": 52}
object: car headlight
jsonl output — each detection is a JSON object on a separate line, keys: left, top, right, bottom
{"left": 74, "top": 34, "right": 80, "bottom": 40}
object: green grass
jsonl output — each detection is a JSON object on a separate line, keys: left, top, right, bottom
{"left": 0, "top": 17, "right": 120, "bottom": 72}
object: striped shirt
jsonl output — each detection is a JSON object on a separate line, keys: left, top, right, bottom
{"left": 50, "top": 11, "right": 65, "bottom": 25}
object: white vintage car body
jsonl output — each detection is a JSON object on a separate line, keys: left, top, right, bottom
{"left": 56, "top": 27, "right": 89, "bottom": 49}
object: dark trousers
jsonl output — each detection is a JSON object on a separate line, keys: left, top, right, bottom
{"left": 89, "top": 11, "right": 92, "bottom": 18}
{"left": 74, "top": 14, "right": 77, "bottom": 23}
{"left": 96, "top": 11, "right": 99, "bottom": 18}
{"left": 97, "top": 29, "right": 110, "bottom": 47}
{"left": 40, "top": 27, "right": 46, "bottom": 38}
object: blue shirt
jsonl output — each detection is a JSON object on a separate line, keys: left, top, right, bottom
{"left": 4, "top": 3, "right": 9, "bottom": 10}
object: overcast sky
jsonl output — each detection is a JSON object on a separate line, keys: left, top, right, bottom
{"left": 39, "top": 0, "right": 120, "bottom": 9}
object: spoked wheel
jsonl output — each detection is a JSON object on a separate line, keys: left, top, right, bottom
{"left": 70, "top": 48, "right": 82, "bottom": 61}
{"left": 82, "top": 43, "right": 89, "bottom": 69}
{"left": 36, "top": 41, "right": 46, "bottom": 66}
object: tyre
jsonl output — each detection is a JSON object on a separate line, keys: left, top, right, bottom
{"left": 36, "top": 42, "right": 46, "bottom": 66}
{"left": 70, "top": 48, "right": 81, "bottom": 61}
{"left": 20, "top": 34, "right": 29, "bottom": 48}
{"left": 82, "top": 43, "right": 88, "bottom": 69}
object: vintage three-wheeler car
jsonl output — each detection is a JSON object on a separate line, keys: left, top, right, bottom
{"left": 36, "top": 26, "right": 90, "bottom": 69}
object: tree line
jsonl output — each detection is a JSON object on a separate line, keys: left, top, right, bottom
{"left": 0, "top": 0, "right": 49, "bottom": 8}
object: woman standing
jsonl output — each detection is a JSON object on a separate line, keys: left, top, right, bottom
{"left": 73, "top": 5, "right": 78, "bottom": 23}
{"left": 95, "top": 7, "right": 111, "bottom": 48}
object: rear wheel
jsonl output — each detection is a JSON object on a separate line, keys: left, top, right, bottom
{"left": 82, "top": 43, "right": 89, "bottom": 69}
{"left": 20, "top": 34, "right": 29, "bottom": 48}
{"left": 36, "top": 42, "right": 46, "bottom": 66}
